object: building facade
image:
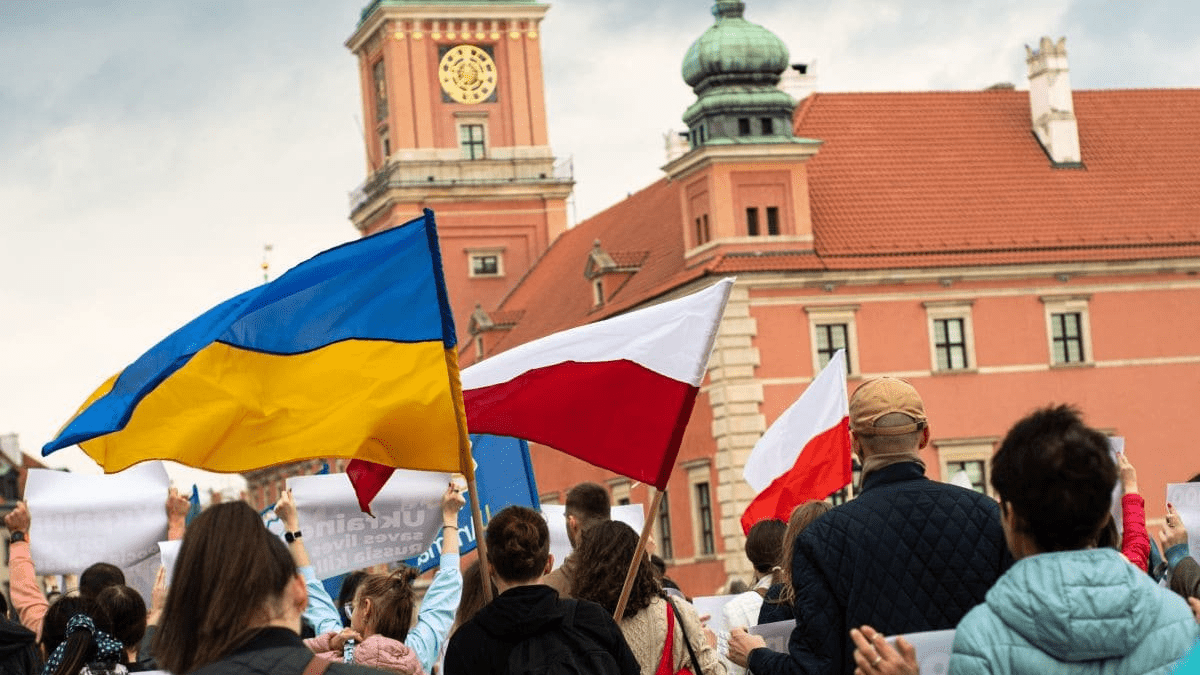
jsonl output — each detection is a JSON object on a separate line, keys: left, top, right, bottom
{"left": 462, "top": 4, "right": 1200, "bottom": 595}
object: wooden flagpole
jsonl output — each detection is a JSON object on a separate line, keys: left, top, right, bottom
{"left": 613, "top": 488, "right": 663, "bottom": 620}
{"left": 460, "top": 442, "right": 493, "bottom": 602}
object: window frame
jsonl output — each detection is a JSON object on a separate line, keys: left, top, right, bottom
{"left": 685, "top": 460, "right": 717, "bottom": 559}
{"left": 805, "top": 305, "right": 860, "bottom": 376}
{"left": 459, "top": 123, "right": 487, "bottom": 160}
{"left": 1041, "top": 295, "right": 1093, "bottom": 366}
{"left": 467, "top": 249, "right": 505, "bottom": 278}
{"left": 746, "top": 207, "right": 760, "bottom": 236}
{"left": 935, "top": 438, "right": 998, "bottom": 498}
{"left": 655, "top": 489, "right": 674, "bottom": 561}
{"left": 924, "top": 301, "right": 976, "bottom": 373}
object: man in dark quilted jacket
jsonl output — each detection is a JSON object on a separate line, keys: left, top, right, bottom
{"left": 729, "top": 377, "right": 1011, "bottom": 675}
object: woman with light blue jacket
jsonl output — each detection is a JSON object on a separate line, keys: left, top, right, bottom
{"left": 851, "top": 405, "right": 1197, "bottom": 675}
{"left": 949, "top": 405, "right": 1197, "bottom": 674}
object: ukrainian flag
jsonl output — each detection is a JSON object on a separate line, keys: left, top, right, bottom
{"left": 44, "top": 210, "right": 467, "bottom": 476}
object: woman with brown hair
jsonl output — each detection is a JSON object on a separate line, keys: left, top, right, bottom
{"left": 151, "top": 501, "right": 379, "bottom": 675}
{"left": 443, "top": 505, "right": 639, "bottom": 675}
{"left": 572, "top": 520, "right": 726, "bottom": 675}
{"left": 757, "top": 500, "right": 831, "bottom": 625}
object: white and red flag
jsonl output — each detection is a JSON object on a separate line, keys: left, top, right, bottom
{"left": 740, "top": 349, "right": 851, "bottom": 534}
{"left": 348, "top": 278, "right": 734, "bottom": 511}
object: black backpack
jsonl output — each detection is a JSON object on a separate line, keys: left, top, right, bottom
{"left": 507, "top": 600, "right": 623, "bottom": 675}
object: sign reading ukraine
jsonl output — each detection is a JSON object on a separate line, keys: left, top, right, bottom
{"left": 43, "top": 210, "right": 467, "bottom": 486}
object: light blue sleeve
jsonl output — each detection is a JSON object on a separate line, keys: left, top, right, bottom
{"left": 301, "top": 565, "right": 344, "bottom": 636}
{"left": 406, "top": 553, "right": 462, "bottom": 673}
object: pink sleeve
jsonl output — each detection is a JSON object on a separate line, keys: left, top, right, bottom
{"left": 9, "top": 541, "right": 48, "bottom": 641}
{"left": 1120, "top": 492, "right": 1150, "bottom": 572}
{"left": 304, "top": 631, "right": 336, "bottom": 653}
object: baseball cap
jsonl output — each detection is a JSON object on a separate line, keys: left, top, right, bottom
{"left": 849, "top": 377, "right": 927, "bottom": 436}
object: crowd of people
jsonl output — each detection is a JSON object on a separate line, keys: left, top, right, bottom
{"left": 0, "top": 376, "right": 1198, "bottom": 674}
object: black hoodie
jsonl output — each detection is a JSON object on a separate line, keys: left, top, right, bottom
{"left": 0, "top": 616, "right": 40, "bottom": 675}
{"left": 443, "top": 584, "right": 639, "bottom": 675}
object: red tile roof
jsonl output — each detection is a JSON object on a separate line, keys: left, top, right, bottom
{"left": 474, "top": 88, "right": 1200, "bottom": 356}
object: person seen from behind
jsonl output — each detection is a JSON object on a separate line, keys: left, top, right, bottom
{"left": 443, "top": 505, "right": 639, "bottom": 675}
{"left": 571, "top": 520, "right": 726, "bottom": 675}
{"left": 757, "top": 500, "right": 830, "bottom": 625}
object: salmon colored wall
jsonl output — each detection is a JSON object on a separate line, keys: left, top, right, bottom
{"left": 749, "top": 279, "right": 1200, "bottom": 523}
{"left": 731, "top": 170, "right": 792, "bottom": 235}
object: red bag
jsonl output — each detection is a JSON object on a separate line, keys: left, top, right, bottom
{"left": 655, "top": 599, "right": 697, "bottom": 675}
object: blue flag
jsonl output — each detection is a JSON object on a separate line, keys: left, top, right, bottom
{"left": 405, "top": 434, "right": 540, "bottom": 572}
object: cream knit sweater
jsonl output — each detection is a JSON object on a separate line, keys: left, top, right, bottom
{"left": 617, "top": 596, "right": 727, "bottom": 675}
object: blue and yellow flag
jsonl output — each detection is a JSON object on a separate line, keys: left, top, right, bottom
{"left": 44, "top": 210, "right": 467, "bottom": 477}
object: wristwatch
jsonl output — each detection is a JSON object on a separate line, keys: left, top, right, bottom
{"left": 9, "top": 531, "right": 25, "bottom": 544}
{"left": 284, "top": 530, "right": 303, "bottom": 544}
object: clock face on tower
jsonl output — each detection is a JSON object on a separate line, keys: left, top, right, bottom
{"left": 438, "top": 45, "right": 498, "bottom": 104}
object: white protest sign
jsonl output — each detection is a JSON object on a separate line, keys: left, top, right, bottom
{"left": 288, "top": 470, "right": 449, "bottom": 579}
{"left": 1166, "top": 482, "right": 1200, "bottom": 557}
{"left": 25, "top": 462, "right": 170, "bottom": 574}
{"left": 1109, "top": 437, "right": 1126, "bottom": 535}
{"left": 749, "top": 619, "right": 793, "bottom": 653}
{"left": 158, "top": 540, "right": 181, "bottom": 586}
{"left": 893, "top": 629, "right": 956, "bottom": 675}
{"left": 691, "top": 594, "right": 736, "bottom": 635}
{"left": 541, "top": 503, "right": 646, "bottom": 571}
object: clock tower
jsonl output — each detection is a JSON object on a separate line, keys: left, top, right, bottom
{"left": 346, "top": 0, "right": 573, "bottom": 344}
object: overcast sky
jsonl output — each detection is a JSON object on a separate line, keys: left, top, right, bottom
{"left": 2, "top": 0, "right": 1197, "bottom": 492}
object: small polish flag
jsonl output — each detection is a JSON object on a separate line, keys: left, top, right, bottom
{"left": 740, "top": 349, "right": 851, "bottom": 534}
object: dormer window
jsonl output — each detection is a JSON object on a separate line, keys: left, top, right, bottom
{"left": 592, "top": 279, "right": 605, "bottom": 307}
{"left": 738, "top": 118, "right": 751, "bottom": 136}
{"left": 760, "top": 118, "right": 773, "bottom": 135}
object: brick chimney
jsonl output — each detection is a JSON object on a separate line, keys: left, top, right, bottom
{"left": 1026, "top": 36, "right": 1081, "bottom": 166}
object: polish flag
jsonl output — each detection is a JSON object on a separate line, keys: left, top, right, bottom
{"left": 740, "top": 350, "right": 851, "bottom": 534}
{"left": 348, "top": 278, "right": 734, "bottom": 511}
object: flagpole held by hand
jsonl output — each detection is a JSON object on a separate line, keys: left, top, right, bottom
{"left": 614, "top": 488, "right": 663, "bottom": 620}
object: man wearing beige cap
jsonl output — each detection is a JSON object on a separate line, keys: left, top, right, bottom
{"left": 731, "top": 377, "right": 1010, "bottom": 675}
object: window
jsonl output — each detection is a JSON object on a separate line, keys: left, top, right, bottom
{"left": 592, "top": 279, "right": 604, "bottom": 307}
{"left": 933, "top": 318, "right": 968, "bottom": 369}
{"left": 1051, "top": 312, "right": 1084, "bottom": 363}
{"left": 695, "top": 214, "right": 711, "bottom": 245}
{"left": 468, "top": 251, "right": 504, "bottom": 278}
{"left": 656, "top": 490, "right": 674, "bottom": 560}
{"left": 372, "top": 60, "right": 388, "bottom": 122}
{"left": 738, "top": 118, "right": 751, "bottom": 136}
{"left": 746, "top": 207, "right": 760, "bottom": 236}
{"left": 815, "top": 324, "right": 849, "bottom": 372}
{"left": 608, "top": 479, "right": 631, "bottom": 507}
{"left": 1042, "top": 296, "right": 1092, "bottom": 366}
{"left": 473, "top": 335, "right": 484, "bottom": 358}
{"left": 694, "top": 482, "right": 715, "bottom": 555}
{"left": 806, "top": 305, "right": 860, "bottom": 375}
{"left": 702, "top": 215, "right": 710, "bottom": 243}
{"left": 472, "top": 255, "right": 498, "bottom": 276}
{"left": 936, "top": 439, "right": 997, "bottom": 497}
{"left": 380, "top": 131, "right": 391, "bottom": 159}
{"left": 766, "top": 206, "right": 779, "bottom": 235}
{"left": 945, "top": 460, "right": 987, "bottom": 493}
{"left": 926, "top": 301, "right": 975, "bottom": 372}
{"left": 761, "top": 118, "right": 774, "bottom": 135}
{"left": 460, "top": 123, "right": 486, "bottom": 159}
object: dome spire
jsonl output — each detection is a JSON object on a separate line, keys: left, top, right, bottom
{"left": 713, "top": 0, "right": 745, "bottom": 19}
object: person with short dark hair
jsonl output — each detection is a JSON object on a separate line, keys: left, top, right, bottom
{"left": 942, "top": 405, "right": 1198, "bottom": 673}
{"left": 730, "top": 377, "right": 1009, "bottom": 675}
{"left": 78, "top": 565, "right": 124, "bottom": 603}
{"left": 151, "top": 501, "right": 379, "bottom": 675}
{"left": 443, "top": 505, "right": 639, "bottom": 675}
{"left": 573, "top": 520, "right": 725, "bottom": 675}
{"left": 544, "top": 482, "right": 612, "bottom": 597}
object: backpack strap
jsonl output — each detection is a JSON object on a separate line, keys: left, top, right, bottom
{"left": 302, "top": 654, "right": 332, "bottom": 675}
{"left": 664, "top": 596, "right": 703, "bottom": 675}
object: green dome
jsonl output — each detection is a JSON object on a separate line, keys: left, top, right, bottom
{"left": 681, "top": 1, "right": 789, "bottom": 93}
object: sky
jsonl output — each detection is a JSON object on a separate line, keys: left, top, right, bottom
{"left": 2, "top": 0, "right": 1198, "bottom": 494}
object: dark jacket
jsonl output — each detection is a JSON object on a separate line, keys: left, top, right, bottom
{"left": 1171, "top": 555, "right": 1200, "bottom": 600}
{"left": 756, "top": 583, "right": 792, "bottom": 625}
{"left": 443, "top": 584, "right": 639, "bottom": 675}
{"left": 187, "top": 627, "right": 383, "bottom": 675}
{"left": 748, "top": 461, "right": 1011, "bottom": 675}
{"left": 0, "top": 617, "right": 39, "bottom": 675}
